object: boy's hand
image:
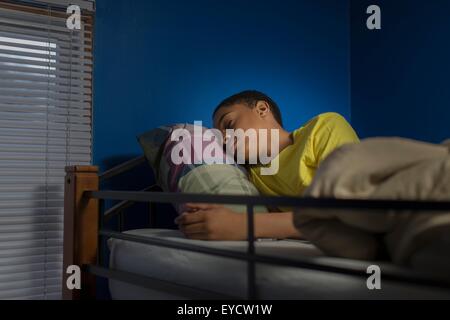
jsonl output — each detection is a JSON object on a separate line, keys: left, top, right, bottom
{"left": 175, "top": 203, "right": 247, "bottom": 241}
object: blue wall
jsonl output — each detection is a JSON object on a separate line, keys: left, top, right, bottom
{"left": 350, "top": 0, "right": 450, "bottom": 143}
{"left": 93, "top": 0, "right": 351, "bottom": 169}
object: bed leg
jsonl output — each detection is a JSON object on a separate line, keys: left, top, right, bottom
{"left": 63, "top": 165, "right": 99, "bottom": 300}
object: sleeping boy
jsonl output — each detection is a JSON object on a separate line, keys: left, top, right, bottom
{"left": 175, "top": 90, "right": 359, "bottom": 240}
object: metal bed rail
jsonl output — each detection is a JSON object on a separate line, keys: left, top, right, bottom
{"left": 85, "top": 190, "right": 450, "bottom": 300}
{"left": 86, "top": 190, "right": 450, "bottom": 211}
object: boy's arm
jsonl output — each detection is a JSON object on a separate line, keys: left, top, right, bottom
{"left": 254, "top": 211, "right": 301, "bottom": 239}
{"left": 175, "top": 203, "right": 302, "bottom": 241}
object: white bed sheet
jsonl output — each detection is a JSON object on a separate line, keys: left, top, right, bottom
{"left": 108, "top": 229, "right": 450, "bottom": 299}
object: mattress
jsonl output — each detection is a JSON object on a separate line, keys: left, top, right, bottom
{"left": 108, "top": 229, "right": 450, "bottom": 299}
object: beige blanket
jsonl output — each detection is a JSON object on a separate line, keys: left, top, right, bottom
{"left": 293, "top": 137, "right": 450, "bottom": 265}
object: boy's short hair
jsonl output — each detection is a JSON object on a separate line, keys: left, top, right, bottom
{"left": 213, "top": 90, "right": 283, "bottom": 127}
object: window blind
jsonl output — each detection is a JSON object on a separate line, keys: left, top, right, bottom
{"left": 0, "top": 1, "right": 93, "bottom": 299}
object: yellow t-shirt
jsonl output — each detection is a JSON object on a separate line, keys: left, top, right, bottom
{"left": 249, "top": 112, "right": 359, "bottom": 206}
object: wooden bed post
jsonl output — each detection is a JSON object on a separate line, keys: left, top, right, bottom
{"left": 63, "top": 165, "right": 99, "bottom": 300}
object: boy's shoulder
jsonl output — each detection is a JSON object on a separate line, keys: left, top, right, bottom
{"left": 311, "top": 112, "right": 348, "bottom": 123}
{"left": 301, "top": 112, "right": 350, "bottom": 132}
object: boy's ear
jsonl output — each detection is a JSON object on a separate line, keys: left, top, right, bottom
{"left": 255, "top": 101, "right": 270, "bottom": 118}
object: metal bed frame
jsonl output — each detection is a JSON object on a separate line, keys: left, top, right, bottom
{"left": 62, "top": 156, "right": 450, "bottom": 300}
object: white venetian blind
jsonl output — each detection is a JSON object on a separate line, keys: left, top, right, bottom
{"left": 0, "top": 1, "right": 93, "bottom": 299}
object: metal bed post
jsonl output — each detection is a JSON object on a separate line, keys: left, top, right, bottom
{"left": 97, "top": 199, "right": 104, "bottom": 268}
{"left": 149, "top": 201, "right": 156, "bottom": 228}
{"left": 246, "top": 204, "right": 257, "bottom": 300}
{"left": 118, "top": 210, "right": 124, "bottom": 232}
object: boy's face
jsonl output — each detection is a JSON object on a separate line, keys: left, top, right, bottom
{"left": 213, "top": 102, "right": 280, "bottom": 163}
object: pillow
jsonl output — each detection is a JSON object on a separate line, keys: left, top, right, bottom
{"left": 137, "top": 123, "right": 267, "bottom": 214}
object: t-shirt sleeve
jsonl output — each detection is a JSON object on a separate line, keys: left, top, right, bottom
{"left": 312, "top": 113, "right": 360, "bottom": 165}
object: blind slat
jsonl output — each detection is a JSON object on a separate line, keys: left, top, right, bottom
{"left": 0, "top": 39, "right": 92, "bottom": 57}
{"left": 0, "top": 112, "right": 90, "bottom": 124}
{"left": 0, "top": 72, "right": 91, "bottom": 87}
{"left": 0, "top": 191, "right": 64, "bottom": 201}
{"left": 0, "top": 66, "right": 91, "bottom": 81}
{"left": 0, "top": 2, "right": 93, "bottom": 23}
{"left": 0, "top": 80, "right": 92, "bottom": 95}
{"left": 0, "top": 88, "right": 91, "bottom": 101}
{"left": 0, "top": 278, "right": 61, "bottom": 292}
{"left": 0, "top": 26, "right": 87, "bottom": 46}
{"left": 0, "top": 14, "right": 92, "bottom": 34}
{"left": 0, "top": 231, "right": 62, "bottom": 241}
{"left": 0, "top": 163, "right": 88, "bottom": 170}
{"left": 0, "top": 50, "right": 92, "bottom": 68}
{"left": 0, "top": 272, "right": 62, "bottom": 285}
{"left": 0, "top": 262, "right": 62, "bottom": 274}
{"left": 0, "top": 127, "right": 92, "bottom": 138}
{"left": 0, "top": 119, "right": 91, "bottom": 131}
{"left": 0, "top": 135, "right": 90, "bottom": 146}
{"left": 0, "top": 285, "right": 61, "bottom": 300}
{"left": 0, "top": 200, "right": 64, "bottom": 209}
